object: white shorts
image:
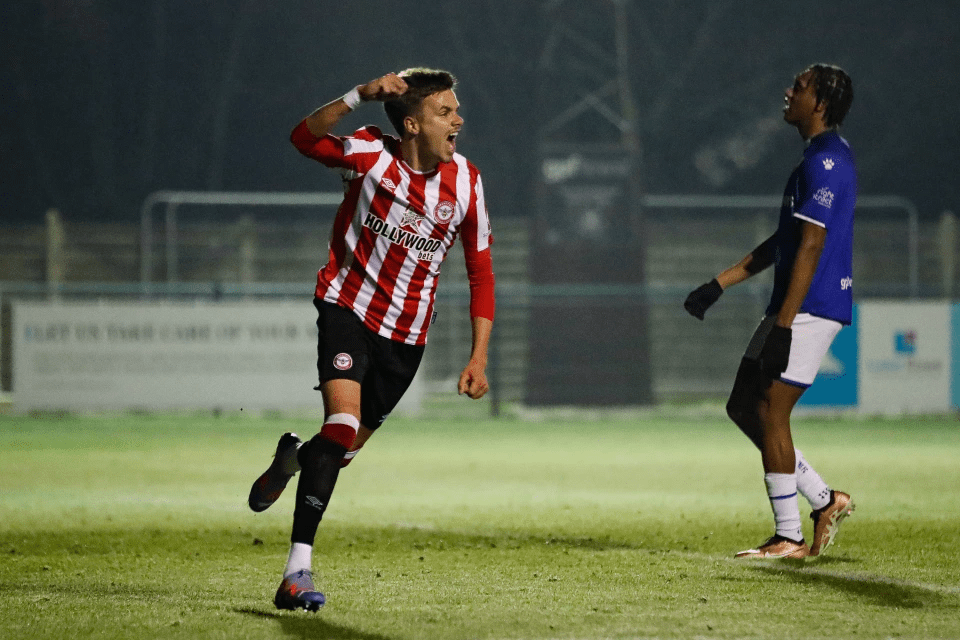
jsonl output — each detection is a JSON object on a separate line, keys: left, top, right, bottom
{"left": 743, "top": 313, "right": 843, "bottom": 388}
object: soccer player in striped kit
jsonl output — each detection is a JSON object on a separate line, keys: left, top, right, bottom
{"left": 248, "top": 68, "right": 495, "bottom": 610}
{"left": 684, "top": 64, "right": 857, "bottom": 560}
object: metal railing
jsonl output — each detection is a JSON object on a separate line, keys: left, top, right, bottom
{"left": 642, "top": 193, "right": 921, "bottom": 297}
{"left": 139, "top": 190, "right": 343, "bottom": 284}
{"left": 3, "top": 190, "right": 949, "bottom": 410}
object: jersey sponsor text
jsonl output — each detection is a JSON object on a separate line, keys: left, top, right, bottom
{"left": 362, "top": 213, "right": 443, "bottom": 256}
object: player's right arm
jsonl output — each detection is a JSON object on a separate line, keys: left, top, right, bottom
{"left": 302, "top": 73, "right": 409, "bottom": 138}
{"left": 684, "top": 234, "right": 775, "bottom": 320}
{"left": 716, "top": 234, "right": 776, "bottom": 289}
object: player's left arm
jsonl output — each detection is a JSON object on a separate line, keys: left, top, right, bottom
{"left": 776, "top": 221, "right": 826, "bottom": 329}
{"left": 759, "top": 153, "right": 836, "bottom": 377}
{"left": 778, "top": 152, "right": 840, "bottom": 328}
{"left": 457, "top": 240, "right": 496, "bottom": 400}
{"left": 458, "top": 316, "right": 493, "bottom": 399}
{"left": 758, "top": 220, "right": 825, "bottom": 378}
{"left": 457, "top": 173, "right": 495, "bottom": 400}
{"left": 458, "top": 246, "right": 495, "bottom": 400}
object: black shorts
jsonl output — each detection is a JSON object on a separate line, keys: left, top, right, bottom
{"left": 314, "top": 298, "right": 424, "bottom": 430}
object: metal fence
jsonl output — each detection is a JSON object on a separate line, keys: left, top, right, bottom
{"left": 2, "top": 191, "right": 956, "bottom": 411}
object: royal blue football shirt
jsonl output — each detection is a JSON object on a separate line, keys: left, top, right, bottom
{"left": 767, "top": 130, "right": 858, "bottom": 325}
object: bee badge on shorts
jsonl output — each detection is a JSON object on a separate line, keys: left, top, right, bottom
{"left": 433, "top": 200, "right": 455, "bottom": 224}
{"left": 333, "top": 353, "right": 353, "bottom": 371}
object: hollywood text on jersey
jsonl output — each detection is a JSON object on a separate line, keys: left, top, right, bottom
{"left": 362, "top": 212, "right": 443, "bottom": 261}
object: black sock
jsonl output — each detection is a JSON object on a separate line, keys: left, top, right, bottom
{"left": 290, "top": 435, "right": 348, "bottom": 545}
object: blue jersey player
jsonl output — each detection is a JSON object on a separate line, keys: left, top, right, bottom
{"left": 684, "top": 64, "right": 857, "bottom": 559}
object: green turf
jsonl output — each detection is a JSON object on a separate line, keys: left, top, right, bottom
{"left": 1, "top": 409, "right": 958, "bottom": 639}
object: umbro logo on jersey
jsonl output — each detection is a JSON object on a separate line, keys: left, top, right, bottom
{"left": 381, "top": 178, "right": 397, "bottom": 192}
{"left": 822, "top": 158, "right": 835, "bottom": 170}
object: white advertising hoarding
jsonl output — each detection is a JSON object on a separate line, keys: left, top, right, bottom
{"left": 858, "top": 301, "right": 952, "bottom": 414}
{"left": 11, "top": 300, "right": 419, "bottom": 414}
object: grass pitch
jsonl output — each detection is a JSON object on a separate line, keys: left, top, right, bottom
{"left": 1, "top": 408, "right": 958, "bottom": 639}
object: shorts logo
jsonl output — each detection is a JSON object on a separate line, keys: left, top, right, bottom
{"left": 813, "top": 187, "right": 834, "bottom": 208}
{"left": 333, "top": 353, "right": 353, "bottom": 370}
{"left": 434, "top": 200, "right": 455, "bottom": 224}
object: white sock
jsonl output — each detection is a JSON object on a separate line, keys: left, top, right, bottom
{"left": 283, "top": 542, "right": 312, "bottom": 578}
{"left": 764, "top": 472, "right": 803, "bottom": 542}
{"left": 794, "top": 448, "right": 831, "bottom": 510}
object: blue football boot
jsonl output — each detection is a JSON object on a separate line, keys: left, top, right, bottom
{"left": 274, "top": 569, "right": 326, "bottom": 611}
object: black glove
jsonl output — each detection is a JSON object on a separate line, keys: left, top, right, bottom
{"left": 683, "top": 279, "right": 723, "bottom": 320}
{"left": 760, "top": 324, "right": 792, "bottom": 379}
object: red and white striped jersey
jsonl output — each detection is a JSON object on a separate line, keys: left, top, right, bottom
{"left": 291, "top": 122, "right": 494, "bottom": 346}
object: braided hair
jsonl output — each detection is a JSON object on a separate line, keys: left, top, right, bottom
{"left": 807, "top": 64, "right": 853, "bottom": 128}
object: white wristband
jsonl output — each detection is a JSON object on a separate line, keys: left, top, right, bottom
{"left": 342, "top": 87, "right": 362, "bottom": 110}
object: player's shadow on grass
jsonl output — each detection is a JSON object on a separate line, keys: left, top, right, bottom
{"left": 235, "top": 608, "right": 399, "bottom": 640}
{"left": 752, "top": 565, "right": 955, "bottom": 610}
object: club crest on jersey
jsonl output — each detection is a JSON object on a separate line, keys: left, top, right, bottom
{"left": 822, "top": 158, "right": 835, "bottom": 170}
{"left": 333, "top": 353, "right": 353, "bottom": 371}
{"left": 401, "top": 206, "right": 426, "bottom": 230}
{"left": 434, "top": 200, "right": 455, "bottom": 224}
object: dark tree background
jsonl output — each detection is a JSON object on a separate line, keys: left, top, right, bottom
{"left": 3, "top": 1, "right": 958, "bottom": 223}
